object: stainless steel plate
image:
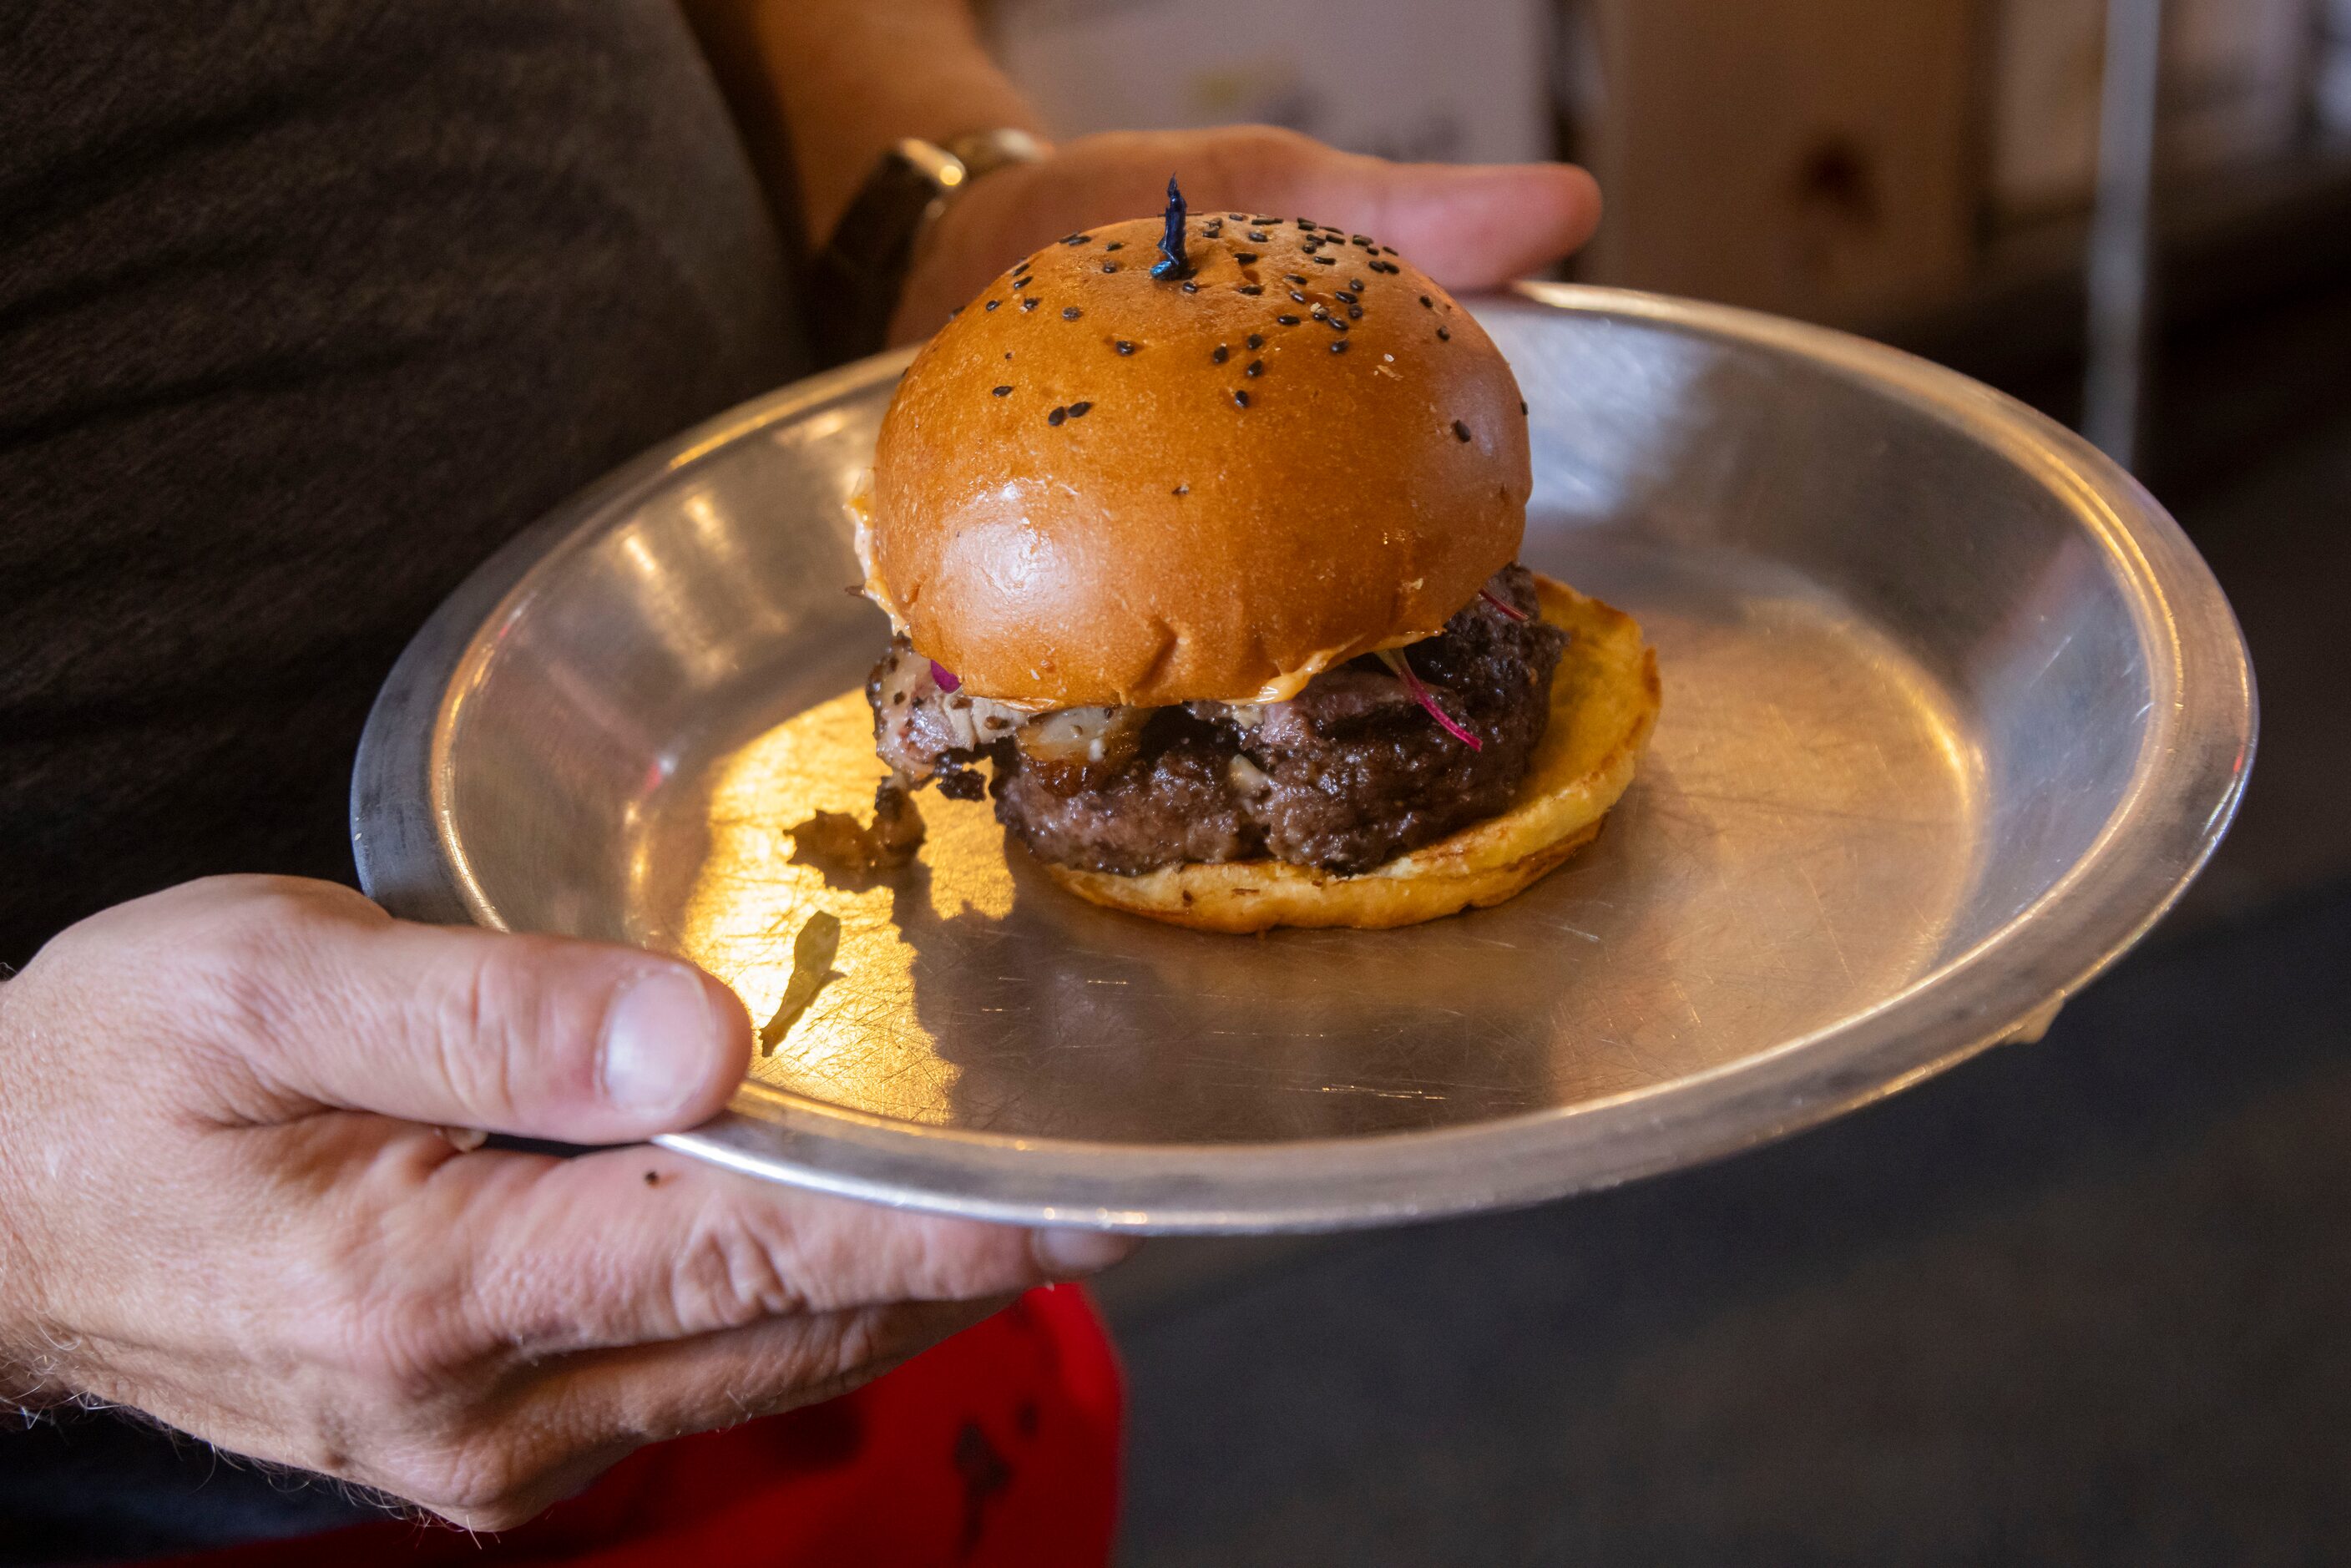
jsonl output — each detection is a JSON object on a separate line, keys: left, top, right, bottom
{"left": 353, "top": 286, "right": 2253, "bottom": 1232}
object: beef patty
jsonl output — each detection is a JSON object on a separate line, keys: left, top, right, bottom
{"left": 867, "top": 564, "right": 1568, "bottom": 876}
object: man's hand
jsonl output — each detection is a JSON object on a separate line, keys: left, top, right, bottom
{"left": 892, "top": 126, "right": 1602, "bottom": 345}
{"left": 0, "top": 877, "right": 1130, "bottom": 1530}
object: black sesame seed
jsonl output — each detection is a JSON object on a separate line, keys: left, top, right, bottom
{"left": 1211, "top": 344, "right": 1229, "bottom": 364}
{"left": 1519, "top": 399, "right": 1529, "bottom": 415}
{"left": 1336, "top": 290, "right": 1358, "bottom": 305}
{"left": 1182, "top": 281, "right": 1199, "bottom": 293}
{"left": 1329, "top": 316, "right": 1348, "bottom": 331}
{"left": 1063, "top": 233, "right": 1090, "bottom": 245}
{"left": 1351, "top": 235, "right": 1372, "bottom": 248}
{"left": 1347, "top": 305, "right": 1363, "bottom": 319}
{"left": 1113, "top": 340, "right": 1135, "bottom": 356}
{"left": 1297, "top": 216, "right": 1316, "bottom": 228}
{"left": 1420, "top": 295, "right": 1433, "bottom": 308}
{"left": 1235, "top": 252, "right": 1259, "bottom": 265}
{"left": 1290, "top": 291, "right": 1309, "bottom": 304}
{"left": 1314, "top": 255, "right": 1337, "bottom": 266}
{"left": 1022, "top": 298, "right": 1039, "bottom": 311}
{"left": 992, "top": 384, "right": 1012, "bottom": 396}
{"left": 1381, "top": 246, "right": 1398, "bottom": 255}
{"left": 1174, "top": 483, "right": 1190, "bottom": 495}
{"left": 1246, "top": 333, "right": 1264, "bottom": 349}
{"left": 1102, "top": 261, "right": 1119, "bottom": 272}
{"left": 985, "top": 299, "right": 1000, "bottom": 311}
{"left": 1277, "top": 314, "right": 1301, "bottom": 326}
{"left": 1252, "top": 215, "right": 1277, "bottom": 224}
{"left": 1049, "top": 406, "right": 1068, "bottom": 426}
{"left": 1351, "top": 277, "right": 1368, "bottom": 291}
{"left": 1246, "top": 230, "right": 1269, "bottom": 242}
{"left": 1238, "top": 284, "right": 1264, "bottom": 296}
{"left": 1245, "top": 358, "right": 1264, "bottom": 377}
{"left": 1453, "top": 419, "right": 1472, "bottom": 442}
{"left": 1105, "top": 240, "right": 1125, "bottom": 251}
{"left": 1227, "top": 212, "right": 1248, "bottom": 220}
{"left": 1437, "top": 326, "right": 1451, "bottom": 341}
{"left": 1286, "top": 273, "right": 1307, "bottom": 286}
{"left": 1068, "top": 401, "right": 1091, "bottom": 417}
{"left": 1233, "top": 389, "right": 1250, "bottom": 407}
{"left": 1063, "top": 306, "right": 1083, "bottom": 320}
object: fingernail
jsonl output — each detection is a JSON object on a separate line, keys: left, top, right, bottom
{"left": 600, "top": 966, "right": 715, "bottom": 1117}
{"left": 1032, "top": 1228, "right": 1140, "bottom": 1280}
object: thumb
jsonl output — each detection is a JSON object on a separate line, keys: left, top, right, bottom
{"left": 1327, "top": 159, "right": 1602, "bottom": 292}
{"left": 213, "top": 884, "right": 751, "bottom": 1142}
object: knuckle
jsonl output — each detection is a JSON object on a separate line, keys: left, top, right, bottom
{"left": 296, "top": 1251, "right": 481, "bottom": 1404}
{"left": 404, "top": 1436, "right": 553, "bottom": 1528}
{"left": 339, "top": 1308, "right": 462, "bottom": 1403}
{"left": 667, "top": 1203, "right": 813, "bottom": 1333}
{"left": 411, "top": 935, "right": 569, "bottom": 1119}
{"left": 819, "top": 1304, "right": 901, "bottom": 1381}
{"left": 417, "top": 948, "right": 513, "bottom": 1114}
{"left": 1231, "top": 124, "right": 1319, "bottom": 177}
{"left": 804, "top": 1302, "right": 974, "bottom": 1403}
{"left": 893, "top": 1217, "right": 1037, "bottom": 1301}
{"left": 166, "top": 890, "right": 341, "bottom": 1056}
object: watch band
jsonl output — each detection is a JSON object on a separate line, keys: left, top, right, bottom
{"left": 809, "top": 129, "right": 1047, "bottom": 366}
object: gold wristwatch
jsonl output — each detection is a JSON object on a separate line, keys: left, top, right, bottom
{"left": 808, "top": 129, "right": 1048, "bottom": 365}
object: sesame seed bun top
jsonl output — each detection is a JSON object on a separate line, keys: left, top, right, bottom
{"left": 862, "top": 209, "right": 1532, "bottom": 707}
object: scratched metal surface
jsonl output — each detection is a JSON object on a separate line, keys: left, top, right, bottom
{"left": 353, "top": 286, "right": 2253, "bottom": 1231}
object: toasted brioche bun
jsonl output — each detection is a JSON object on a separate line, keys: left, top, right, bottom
{"left": 1042, "top": 574, "right": 1658, "bottom": 932}
{"left": 866, "top": 213, "right": 1531, "bottom": 707}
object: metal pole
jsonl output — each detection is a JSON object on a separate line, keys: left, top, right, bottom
{"left": 2084, "top": 0, "right": 2165, "bottom": 470}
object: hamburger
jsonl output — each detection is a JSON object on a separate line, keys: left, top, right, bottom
{"left": 849, "top": 182, "right": 1658, "bottom": 933}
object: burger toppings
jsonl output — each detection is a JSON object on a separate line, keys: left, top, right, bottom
{"left": 1374, "top": 648, "right": 1482, "bottom": 752}
{"left": 1013, "top": 705, "right": 1151, "bottom": 790}
{"left": 868, "top": 653, "right": 1031, "bottom": 800}
{"left": 1479, "top": 586, "right": 1530, "bottom": 623}
{"left": 866, "top": 565, "right": 1565, "bottom": 876}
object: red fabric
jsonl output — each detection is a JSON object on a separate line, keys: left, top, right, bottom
{"left": 153, "top": 1286, "right": 1120, "bottom": 1568}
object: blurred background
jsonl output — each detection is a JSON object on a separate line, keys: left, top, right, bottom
{"left": 969, "top": 2, "right": 2351, "bottom": 1560}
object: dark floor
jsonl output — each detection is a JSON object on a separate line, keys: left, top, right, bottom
{"left": 1099, "top": 301, "right": 2351, "bottom": 1562}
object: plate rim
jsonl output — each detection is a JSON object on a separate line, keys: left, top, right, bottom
{"left": 354, "top": 284, "right": 2256, "bottom": 1232}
